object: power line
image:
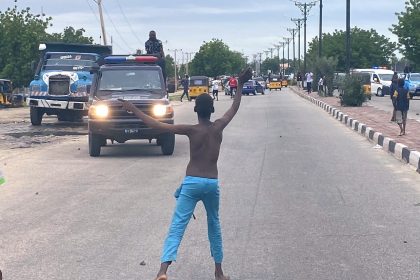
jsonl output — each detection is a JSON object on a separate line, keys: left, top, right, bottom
{"left": 102, "top": 2, "right": 132, "bottom": 52}
{"left": 116, "top": 0, "right": 143, "bottom": 46}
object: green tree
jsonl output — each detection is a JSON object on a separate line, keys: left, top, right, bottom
{"left": 0, "top": 4, "right": 52, "bottom": 87}
{"left": 190, "top": 39, "right": 246, "bottom": 77}
{"left": 308, "top": 56, "right": 338, "bottom": 96}
{"left": 307, "top": 27, "right": 396, "bottom": 72}
{"left": 47, "top": 26, "right": 94, "bottom": 44}
{"left": 261, "top": 58, "right": 280, "bottom": 75}
{"left": 165, "top": 54, "right": 175, "bottom": 79}
{"left": 391, "top": 0, "right": 420, "bottom": 68}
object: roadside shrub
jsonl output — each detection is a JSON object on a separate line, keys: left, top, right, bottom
{"left": 340, "top": 75, "right": 366, "bottom": 106}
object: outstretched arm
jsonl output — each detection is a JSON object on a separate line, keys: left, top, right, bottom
{"left": 215, "top": 68, "right": 253, "bottom": 130}
{"left": 119, "top": 101, "right": 192, "bottom": 135}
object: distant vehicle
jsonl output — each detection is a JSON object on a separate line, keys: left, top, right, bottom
{"left": 188, "top": 76, "right": 210, "bottom": 99}
{"left": 28, "top": 43, "right": 112, "bottom": 125}
{"left": 242, "top": 80, "right": 264, "bottom": 95}
{"left": 88, "top": 55, "right": 174, "bottom": 157}
{"left": 0, "top": 79, "right": 13, "bottom": 106}
{"left": 353, "top": 68, "right": 394, "bottom": 96}
{"left": 254, "top": 77, "right": 267, "bottom": 89}
{"left": 268, "top": 75, "right": 282, "bottom": 91}
{"left": 404, "top": 73, "right": 420, "bottom": 99}
{"left": 351, "top": 72, "right": 372, "bottom": 100}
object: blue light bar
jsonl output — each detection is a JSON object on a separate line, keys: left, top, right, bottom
{"left": 104, "top": 55, "right": 158, "bottom": 64}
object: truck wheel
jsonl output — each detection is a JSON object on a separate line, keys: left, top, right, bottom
{"left": 30, "top": 107, "right": 43, "bottom": 125}
{"left": 89, "top": 133, "right": 103, "bottom": 157}
{"left": 160, "top": 133, "right": 175, "bottom": 155}
{"left": 377, "top": 88, "right": 383, "bottom": 97}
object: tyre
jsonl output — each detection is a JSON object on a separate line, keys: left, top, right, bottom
{"left": 377, "top": 88, "right": 383, "bottom": 97}
{"left": 89, "top": 133, "right": 103, "bottom": 157}
{"left": 160, "top": 133, "right": 175, "bottom": 155}
{"left": 409, "top": 93, "right": 414, "bottom": 99}
{"left": 30, "top": 107, "right": 43, "bottom": 125}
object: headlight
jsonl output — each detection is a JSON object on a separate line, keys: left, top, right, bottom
{"left": 92, "top": 104, "right": 109, "bottom": 118}
{"left": 153, "top": 104, "right": 167, "bottom": 117}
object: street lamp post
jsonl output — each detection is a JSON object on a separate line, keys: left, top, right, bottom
{"left": 279, "top": 41, "right": 286, "bottom": 76}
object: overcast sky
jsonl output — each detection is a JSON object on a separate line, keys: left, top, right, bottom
{"left": 0, "top": 0, "right": 405, "bottom": 61}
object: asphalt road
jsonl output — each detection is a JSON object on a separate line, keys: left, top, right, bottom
{"left": 1, "top": 89, "right": 420, "bottom": 280}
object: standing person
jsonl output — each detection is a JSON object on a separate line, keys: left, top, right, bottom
{"left": 180, "top": 75, "right": 190, "bottom": 102}
{"left": 323, "top": 75, "right": 328, "bottom": 95}
{"left": 119, "top": 68, "right": 253, "bottom": 280}
{"left": 228, "top": 76, "right": 238, "bottom": 99}
{"left": 296, "top": 72, "right": 303, "bottom": 88}
{"left": 318, "top": 75, "right": 324, "bottom": 95}
{"left": 212, "top": 78, "right": 219, "bottom": 101}
{"left": 306, "top": 72, "right": 313, "bottom": 94}
{"left": 145, "top": 30, "right": 167, "bottom": 84}
{"left": 390, "top": 72, "right": 399, "bottom": 122}
{"left": 394, "top": 78, "right": 410, "bottom": 136}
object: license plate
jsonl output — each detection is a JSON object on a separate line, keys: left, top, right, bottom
{"left": 124, "top": 128, "right": 139, "bottom": 134}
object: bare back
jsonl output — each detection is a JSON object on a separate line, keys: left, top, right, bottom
{"left": 185, "top": 122, "right": 223, "bottom": 179}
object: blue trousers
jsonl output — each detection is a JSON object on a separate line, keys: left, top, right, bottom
{"left": 161, "top": 176, "right": 223, "bottom": 263}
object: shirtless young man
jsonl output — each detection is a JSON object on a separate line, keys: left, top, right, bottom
{"left": 119, "top": 68, "right": 252, "bottom": 280}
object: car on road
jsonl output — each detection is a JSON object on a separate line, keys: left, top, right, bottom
{"left": 353, "top": 68, "right": 394, "bottom": 97}
{"left": 254, "top": 77, "right": 267, "bottom": 89}
{"left": 404, "top": 73, "right": 420, "bottom": 99}
{"left": 242, "top": 80, "right": 264, "bottom": 95}
{"left": 88, "top": 55, "right": 175, "bottom": 157}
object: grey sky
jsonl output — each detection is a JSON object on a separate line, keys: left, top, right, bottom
{"left": 0, "top": 0, "right": 404, "bottom": 60}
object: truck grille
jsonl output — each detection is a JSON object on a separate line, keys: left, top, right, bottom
{"left": 109, "top": 104, "right": 153, "bottom": 119}
{"left": 49, "top": 75, "right": 70, "bottom": 96}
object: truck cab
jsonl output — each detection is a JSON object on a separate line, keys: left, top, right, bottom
{"left": 88, "top": 55, "right": 174, "bottom": 157}
{"left": 28, "top": 43, "right": 112, "bottom": 125}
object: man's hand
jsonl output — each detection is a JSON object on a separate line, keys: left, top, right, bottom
{"left": 119, "top": 99, "right": 138, "bottom": 112}
{"left": 238, "top": 67, "right": 253, "bottom": 85}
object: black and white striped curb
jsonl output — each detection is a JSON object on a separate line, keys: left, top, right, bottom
{"left": 292, "top": 88, "right": 420, "bottom": 173}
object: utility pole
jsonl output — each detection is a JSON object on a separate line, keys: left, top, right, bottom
{"left": 346, "top": 0, "right": 351, "bottom": 73}
{"left": 279, "top": 41, "right": 286, "bottom": 76}
{"left": 269, "top": 48, "right": 274, "bottom": 59}
{"left": 287, "top": 28, "right": 298, "bottom": 72}
{"left": 258, "top": 52, "right": 263, "bottom": 75}
{"left": 95, "top": 0, "right": 107, "bottom": 45}
{"left": 319, "top": 0, "right": 323, "bottom": 58}
{"left": 294, "top": 1, "right": 317, "bottom": 75}
{"left": 185, "top": 52, "right": 194, "bottom": 75}
{"left": 291, "top": 18, "right": 303, "bottom": 71}
{"left": 274, "top": 44, "right": 281, "bottom": 60}
{"left": 264, "top": 50, "right": 270, "bottom": 60}
{"left": 168, "top": 49, "right": 182, "bottom": 91}
{"left": 283, "top": 38, "right": 292, "bottom": 75}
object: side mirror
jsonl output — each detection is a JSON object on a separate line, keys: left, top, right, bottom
{"left": 90, "top": 64, "right": 100, "bottom": 74}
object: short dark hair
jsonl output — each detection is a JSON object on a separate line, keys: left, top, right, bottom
{"left": 194, "top": 94, "right": 214, "bottom": 119}
{"left": 398, "top": 78, "right": 405, "bottom": 87}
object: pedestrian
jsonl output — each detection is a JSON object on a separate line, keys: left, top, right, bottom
{"left": 145, "top": 30, "right": 167, "bottom": 83}
{"left": 394, "top": 78, "right": 410, "bottom": 136}
{"left": 180, "top": 74, "right": 190, "bottom": 102}
{"left": 119, "top": 67, "right": 253, "bottom": 280}
{"left": 306, "top": 71, "right": 313, "bottom": 94}
{"left": 318, "top": 75, "right": 324, "bottom": 95}
{"left": 212, "top": 77, "right": 219, "bottom": 101}
{"left": 228, "top": 76, "right": 238, "bottom": 99}
{"left": 296, "top": 72, "right": 302, "bottom": 88}
{"left": 390, "top": 72, "right": 399, "bottom": 122}
{"left": 323, "top": 75, "right": 327, "bottom": 95}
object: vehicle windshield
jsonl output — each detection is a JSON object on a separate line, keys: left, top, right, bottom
{"left": 42, "top": 53, "right": 97, "bottom": 71}
{"left": 410, "top": 74, "right": 420, "bottom": 82}
{"left": 0, "top": 81, "right": 12, "bottom": 93}
{"left": 191, "top": 79, "right": 206, "bottom": 86}
{"left": 244, "top": 81, "right": 253, "bottom": 86}
{"left": 98, "top": 69, "right": 163, "bottom": 93}
{"left": 378, "top": 74, "right": 393, "bottom": 81}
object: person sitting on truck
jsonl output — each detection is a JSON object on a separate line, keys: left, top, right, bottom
{"left": 145, "top": 31, "right": 167, "bottom": 84}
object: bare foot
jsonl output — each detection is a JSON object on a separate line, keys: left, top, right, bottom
{"left": 154, "top": 274, "right": 167, "bottom": 280}
{"left": 215, "top": 274, "right": 230, "bottom": 280}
